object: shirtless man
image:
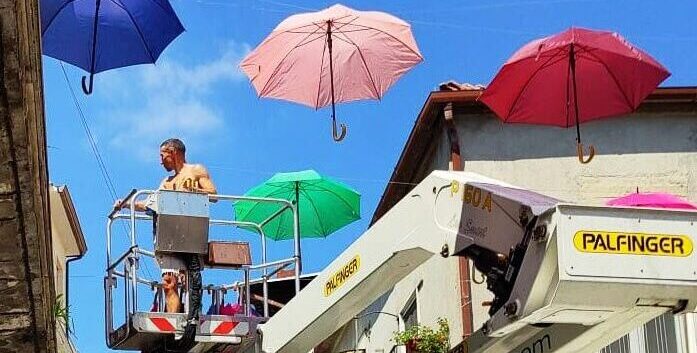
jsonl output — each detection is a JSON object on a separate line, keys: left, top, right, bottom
{"left": 121, "top": 138, "right": 217, "bottom": 210}
{"left": 115, "top": 138, "right": 216, "bottom": 313}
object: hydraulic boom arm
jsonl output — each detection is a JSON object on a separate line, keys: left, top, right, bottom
{"left": 250, "top": 171, "right": 697, "bottom": 353}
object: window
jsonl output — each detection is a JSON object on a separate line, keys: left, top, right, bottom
{"left": 643, "top": 313, "right": 679, "bottom": 353}
{"left": 401, "top": 292, "right": 419, "bottom": 331}
{"left": 599, "top": 313, "right": 682, "bottom": 353}
{"left": 599, "top": 334, "right": 630, "bottom": 353}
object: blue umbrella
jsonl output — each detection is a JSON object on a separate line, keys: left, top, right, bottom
{"left": 41, "top": 0, "right": 184, "bottom": 94}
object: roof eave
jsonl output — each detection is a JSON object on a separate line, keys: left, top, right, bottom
{"left": 370, "top": 86, "right": 697, "bottom": 224}
{"left": 56, "top": 185, "right": 87, "bottom": 256}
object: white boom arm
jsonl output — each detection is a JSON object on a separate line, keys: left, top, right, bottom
{"left": 251, "top": 171, "right": 697, "bottom": 353}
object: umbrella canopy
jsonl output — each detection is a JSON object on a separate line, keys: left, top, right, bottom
{"left": 41, "top": 0, "right": 184, "bottom": 94}
{"left": 606, "top": 192, "right": 697, "bottom": 210}
{"left": 235, "top": 170, "right": 361, "bottom": 240}
{"left": 240, "top": 3, "right": 423, "bottom": 141}
{"left": 480, "top": 27, "right": 670, "bottom": 163}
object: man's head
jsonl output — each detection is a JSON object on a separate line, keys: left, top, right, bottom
{"left": 159, "top": 138, "right": 186, "bottom": 172}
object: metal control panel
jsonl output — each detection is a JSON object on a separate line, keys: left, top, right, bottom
{"left": 154, "top": 190, "right": 210, "bottom": 255}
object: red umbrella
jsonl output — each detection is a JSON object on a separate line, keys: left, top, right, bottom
{"left": 480, "top": 27, "right": 670, "bottom": 163}
{"left": 607, "top": 192, "right": 697, "bottom": 210}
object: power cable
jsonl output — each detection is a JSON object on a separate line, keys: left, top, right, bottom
{"left": 58, "top": 62, "right": 156, "bottom": 281}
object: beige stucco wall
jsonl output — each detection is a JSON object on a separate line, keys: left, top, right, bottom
{"left": 49, "top": 186, "right": 84, "bottom": 300}
{"left": 49, "top": 188, "right": 82, "bottom": 353}
{"left": 455, "top": 113, "right": 697, "bottom": 204}
{"left": 50, "top": 227, "right": 77, "bottom": 353}
{"left": 329, "top": 256, "right": 463, "bottom": 353}
{"left": 55, "top": 323, "right": 78, "bottom": 353}
{"left": 51, "top": 234, "right": 67, "bottom": 299}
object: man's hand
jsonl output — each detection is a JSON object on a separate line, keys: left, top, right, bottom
{"left": 162, "top": 273, "right": 178, "bottom": 292}
{"left": 113, "top": 199, "right": 128, "bottom": 210}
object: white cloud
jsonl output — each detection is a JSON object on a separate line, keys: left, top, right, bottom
{"left": 109, "top": 98, "right": 224, "bottom": 161}
{"left": 99, "top": 41, "right": 251, "bottom": 161}
{"left": 142, "top": 43, "right": 249, "bottom": 95}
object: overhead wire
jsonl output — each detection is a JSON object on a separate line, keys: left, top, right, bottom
{"left": 185, "top": 0, "right": 294, "bottom": 15}
{"left": 207, "top": 164, "right": 685, "bottom": 201}
{"left": 59, "top": 64, "right": 119, "bottom": 203}
{"left": 184, "top": 0, "right": 697, "bottom": 42}
{"left": 206, "top": 165, "right": 419, "bottom": 186}
{"left": 58, "top": 62, "right": 156, "bottom": 281}
{"left": 390, "top": 0, "right": 606, "bottom": 15}
{"left": 257, "top": 0, "right": 317, "bottom": 12}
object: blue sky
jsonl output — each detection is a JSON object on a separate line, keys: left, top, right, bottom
{"left": 42, "top": 0, "right": 697, "bottom": 351}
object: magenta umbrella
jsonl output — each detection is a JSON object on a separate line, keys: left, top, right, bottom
{"left": 480, "top": 27, "right": 670, "bottom": 163}
{"left": 240, "top": 4, "right": 423, "bottom": 141}
{"left": 606, "top": 192, "right": 697, "bottom": 210}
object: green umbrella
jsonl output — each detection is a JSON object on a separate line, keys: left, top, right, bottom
{"left": 235, "top": 170, "right": 361, "bottom": 240}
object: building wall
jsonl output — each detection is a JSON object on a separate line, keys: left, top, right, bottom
{"left": 50, "top": 207, "right": 81, "bottom": 353}
{"left": 330, "top": 256, "right": 464, "bottom": 353}
{"left": 453, "top": 112, "right": 697, "bottom": 204}
{"left": 0, "top": 0, "right": 56, "bottom": 352}
{"left": 51, "top": 236, "right": 67, "bottom": 298}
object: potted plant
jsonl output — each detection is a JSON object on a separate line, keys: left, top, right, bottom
{"left": 393, "top": 318, "right": 450, "bottom": 353}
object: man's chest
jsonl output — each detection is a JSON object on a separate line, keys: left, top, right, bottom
{"left": 163, "top": 173, "right": 199, "bottom": 191}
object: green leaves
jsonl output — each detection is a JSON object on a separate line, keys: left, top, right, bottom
{"left": 393, "top": 318, "right": 450, "bottom": 353}
{"left": 53, "top": 294, "right": 74, "bottom": 336}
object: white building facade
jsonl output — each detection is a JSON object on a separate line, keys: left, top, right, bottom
{"left": 49, "top": 185, "right": 87, "bottom": 353}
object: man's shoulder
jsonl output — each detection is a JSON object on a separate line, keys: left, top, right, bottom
{"left": 185, "top": 163, "right": 210, "bottom": 176}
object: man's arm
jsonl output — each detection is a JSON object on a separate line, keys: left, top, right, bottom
{"left": 193, "top": 165, "right": 217, "bottom": 194}
{"left": 114, "top": 198, "right": 147, "bottom": 212}
{"left": 113, "top": 178, "right": 167, "bottom": 212}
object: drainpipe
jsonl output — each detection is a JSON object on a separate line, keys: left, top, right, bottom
{"left": 444, "top": 103, "right": 462, "bottom": 171}
{"left": 65, "top": 254, "right": 84, "bottom": 336}
{"left": 443, "top": 103, "right": 474, "bottom": 338}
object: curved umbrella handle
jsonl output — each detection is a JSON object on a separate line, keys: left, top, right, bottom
{"left": 332, "top": 116, "right": 347, "bottom": 142}
{"left": 81, "top": 73, "right": 94, "bottom": 95}
{"left": 577, "top": 142, "right": 595, "bottom": 164}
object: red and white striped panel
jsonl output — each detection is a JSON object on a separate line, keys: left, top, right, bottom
{"left": 132, "top": 313, "right": 253, "bottom": 337}
{"left": 142, "top": 316, "right": 179, "bottom": 333}
{"left": 199, "top": 317, "right": 249, "bottom": 336}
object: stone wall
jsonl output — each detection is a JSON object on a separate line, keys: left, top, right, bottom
{"left": 0, "top": 0, "right": 56, "bottom": 352}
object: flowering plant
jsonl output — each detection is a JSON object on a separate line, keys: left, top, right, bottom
{"left": 393, "top": 318, "right": 450, "bottom": 353}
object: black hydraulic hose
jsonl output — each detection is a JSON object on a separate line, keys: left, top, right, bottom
{"left": 165, "top": 254, "right": 202, "bottom": 352}
{"left": 187, "top": 254, "right": 203, "bottom": 340}
{"left": 489, "top": 216, "right": 538, "bottom": 316}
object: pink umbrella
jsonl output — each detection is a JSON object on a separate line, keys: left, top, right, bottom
{"left": 606, "top": 192, "right": 697, "bottom": 210}
{"left": 240, "top": 4, "right": 423, "bottom": 141}
{"left": 480, "top": 27, "right": 670, "bottom": 163}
